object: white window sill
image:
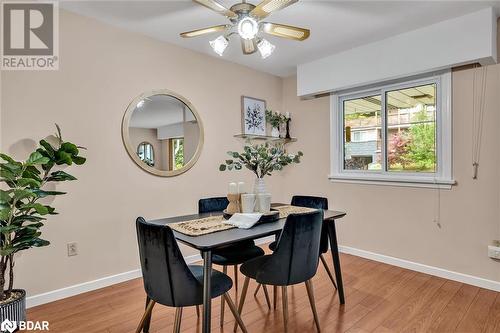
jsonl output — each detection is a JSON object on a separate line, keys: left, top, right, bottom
{"left": 328, "top": 175, "right": 456, "bottom": 189}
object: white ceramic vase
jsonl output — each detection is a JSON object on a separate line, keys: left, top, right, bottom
{"left": 253, "top": 177, "right": 267, "bottom": 194}
{"left": 271, "top": 127, "right": 280, "bottom": 138}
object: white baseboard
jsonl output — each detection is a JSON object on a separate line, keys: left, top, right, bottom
{"left": 339, "top": 245, "right": 500, "bottom": 292}
{"left": 26, "top": 253, "right": 202, "bottom": 308}
{"left": 26, "top": 236, "right": 277, "bottom": 309}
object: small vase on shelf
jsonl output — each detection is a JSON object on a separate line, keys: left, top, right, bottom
{"left": 271, "top": 127, "right": 280, "bottom": 138}
{"left": 279, "top": 122, "right": 287, "bottom": 138}
{"left": 285, "top": 119, "right": 291, "bottom": 139}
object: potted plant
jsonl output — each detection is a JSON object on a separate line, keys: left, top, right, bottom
{"left": 219, "top": 143, "right": 303, "bottom": 194}
{"left": 0, "top": 125, "right": 86, "bottom": 324}
{"left": 265, "top": 110, "right": 287, "bottom": 138}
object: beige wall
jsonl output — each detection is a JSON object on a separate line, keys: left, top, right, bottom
{"left": 1, "top": 9, "right": 499, "bottom": 299}
{"left": 281, "top": 65, "right": 500, "bottom": 282}
{"left": 0, "top": 10, "right": 284, "bottom": 296}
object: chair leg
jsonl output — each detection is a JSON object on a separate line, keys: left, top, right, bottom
{"left": 234, "top": 265, "right": 239, "bottom": 293}
{"left": 143, "top": 296, "right": 153, "bottom": 333}
{"left": 305, "top": 280, "right": 321, "bottom": 332}
{"left": 220, "top": 266, "right": 227, "bottom": 327}
{"left": 136, "top": 299, "right": 156, "bottom": 333}
{"left": 173, "top": 308, "right": 179, "bottom": 333}
{"left": 254, "top": 283, "right": 261, "bottom": 297}
{"left": 320, "top": 254, "right": 337, "bottom": 289}
{"left": 233, "top": 276, "right": 250, "bottom": 332}
{"left": 273, "top": 285, "right": 278, "bottom": 310}
{"left": 262, "top": 285, "right": 271, "bottom": 309}
{"left": 224, "top": 293, "right": 248, "bottom": 333}
{"left": 173, "top": 307, "right": 183, "bottom": 333}
{"left": 282, "top": 286, "right": 289, "bottom": 333}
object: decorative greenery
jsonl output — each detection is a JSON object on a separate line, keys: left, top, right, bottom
{"left": 0, "top": 125, "right": 86, "bottom": 302}
{"left": 219, "top": 143, "right": 303, "bottom": 178}
{"left": 265, "top": 110, "right": 288, "bottom": 128}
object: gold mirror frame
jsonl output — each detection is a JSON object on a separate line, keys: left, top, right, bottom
{"left": 121, "top": 89, "right": 204, "bottom": 177}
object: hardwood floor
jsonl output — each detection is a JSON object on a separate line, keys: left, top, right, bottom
{"left": 26, "top": 252, "right": 500, "bottom": 333}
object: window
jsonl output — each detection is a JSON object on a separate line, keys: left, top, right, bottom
{"left": 170, "top": 138, "right": 184, "bottom": 170}
{"left": 330, "top": 73, "right": 453, "bottom": 188}
{"left": 137, "top": 142, "right": 154, "bottom": 167}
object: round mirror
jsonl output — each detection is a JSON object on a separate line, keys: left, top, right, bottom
{"left": 122, "top": 90, "right": 204, "bottom": 176}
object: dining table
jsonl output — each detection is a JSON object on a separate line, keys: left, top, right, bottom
{"left": 148, "top": 203, "right": 347, "bottom": 333}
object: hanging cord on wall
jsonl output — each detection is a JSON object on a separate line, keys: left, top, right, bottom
{"left": 472, "top": 64, "right": 488, "bottom": 179}
{"left": 433, "top": 178, "right": 442, "bottom": 229}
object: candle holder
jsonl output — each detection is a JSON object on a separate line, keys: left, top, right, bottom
{"left": 285, "top": 118, "right": 291, "bottom": 139}
{"left": 226, "top": 193, "right": 241, "bottom": 214}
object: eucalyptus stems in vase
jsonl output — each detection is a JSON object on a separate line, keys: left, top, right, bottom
{"left": 219, "top": 143, "right": 303, "bottom": 194}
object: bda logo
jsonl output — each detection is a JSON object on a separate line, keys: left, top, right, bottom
{"left": 0, "top": 319, "right": 17, "bottom": 333}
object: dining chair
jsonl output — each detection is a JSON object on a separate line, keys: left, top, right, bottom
{"left": 135, "top": 218, "right": 248, "bottom": 333}
{"left": 236, "top": 210, "right": 324, "bottom": 333}
{"left": 255, "top": 196, "right": 337, "bottom": 309}
{"left": 198, "top": 197, "right": 270, "bottom": 327}
{"left": 270, "top": 196, "right": 336, "bottom": 289}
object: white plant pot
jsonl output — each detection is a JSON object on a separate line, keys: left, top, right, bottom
{"left": 271, "top": 127, "right": 280, "bottom": 138}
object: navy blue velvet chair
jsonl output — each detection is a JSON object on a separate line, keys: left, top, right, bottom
{"left": 268, "top": 196, "right": 336, "bottom": 289}
{"left": 135, "top": 218, "right": 248, "bottom": 333}
{"left": 236, "top": 211, "right": 324, "bottom": 332}
{"left": 198, "top": 197, "right": 268, "bottom": 326}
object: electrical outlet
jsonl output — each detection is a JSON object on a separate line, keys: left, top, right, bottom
{"left": 488, "top": 240, "right": 500, "bottom": 260}
{"left": 67, "top": 242, "right": 78, "bottom": 257}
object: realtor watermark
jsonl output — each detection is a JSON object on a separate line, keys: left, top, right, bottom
{"left": 1, "top": 319, "right": 49, "bottom": 332}
{"left": 1, "top": 1, "right": 59, "bottom": 70}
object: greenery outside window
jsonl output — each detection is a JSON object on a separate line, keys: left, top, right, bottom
{"left": 330, "top": 72, "right": 454, "bottom": 189}
{"left": 171, "top": 138, "right": 184, "bottom": 170}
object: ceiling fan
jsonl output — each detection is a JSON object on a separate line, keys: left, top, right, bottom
{"left": 180, "top": 0, "right": 310, "bottom": 59}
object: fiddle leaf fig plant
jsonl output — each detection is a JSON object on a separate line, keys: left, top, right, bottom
{"left": 219, "top": 143, "right": 303, "bottom": 178}
{"left": 0, "top": 125, "right": 86, "bottom": 302}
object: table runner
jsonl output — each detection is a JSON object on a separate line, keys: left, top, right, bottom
{"left": 273, "top": 205, "right": 317, "bottom": 219}
{"left": 169, "top": 205, "right": 318, "bottom": 237}
{"left": 169, "top": 215, "right": 236, "bottom": 236}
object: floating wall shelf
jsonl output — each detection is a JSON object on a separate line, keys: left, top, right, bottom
{"left": 234, "top": 134, "right": 297, "bottom": 144}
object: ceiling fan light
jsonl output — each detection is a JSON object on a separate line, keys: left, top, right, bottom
{"left": 209, "top": 35, "right": 229, "bottom": 56}
{"left": 238, "top": 17, "right": 258, "bottom": 40}
{"left": 257, "top": 39, "right": 275, "bottom": 59}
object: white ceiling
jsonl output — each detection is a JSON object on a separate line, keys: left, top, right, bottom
{"left": 130, "top": 94, "right": 187, "bottom": 128}
{"left": 61, "top": 1, "right": 500, "bottom": 77}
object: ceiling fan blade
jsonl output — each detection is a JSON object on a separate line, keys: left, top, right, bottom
{"left": 241, "top": 39, "right": 257, "bottom": 54}
{"left": 250, "top": 0, "right": 298, "bottom": 20}
{"left": 180, "top": 25, "right": 229, "bottom": 38}
{"left": 193, "top": 0, "right": 238, "bottom": 19}
{"left": 261, "top": 22, "right": 310, "bottom": 41}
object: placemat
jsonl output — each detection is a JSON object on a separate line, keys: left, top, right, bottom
{"left": 273, "top": 205, "right": 318, "bottom": 219}
{"left": 169, "top": 215, "right": 236, "bottom": 236}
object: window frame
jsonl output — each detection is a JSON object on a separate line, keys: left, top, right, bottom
{"left": 330, "top": 71, "right": 454, "bottom": 189}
